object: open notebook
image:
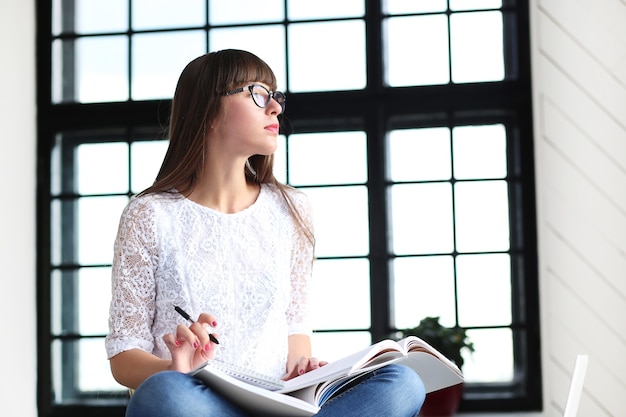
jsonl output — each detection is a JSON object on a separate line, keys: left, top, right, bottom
{"left": 563, "top": 355, "right": 588, "bottom": 417}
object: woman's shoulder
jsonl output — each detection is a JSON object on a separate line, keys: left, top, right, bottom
{"left": 261, "top": 183, "right": 313, "bottom": 230}
{"left": 262, "top": 182, "right": 310, "bottom": 209}
{"left": 122, "top": 191, "right": 183, "bottom": 218}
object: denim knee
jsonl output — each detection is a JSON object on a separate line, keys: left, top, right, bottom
{"left": 317, "top": 364, "right": 426, "bottom": 417}
{"left": 126, "top": 371, "right": 249, "bottom": 417}
{"left": 380, "top": 364, "right": 426, "bottom": 414}
{"left": 126, "top": 371, "right": 201, "bottom": 417}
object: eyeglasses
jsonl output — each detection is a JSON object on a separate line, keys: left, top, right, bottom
{"left": 223, "top": 84, "right": 286, "bottom": 113}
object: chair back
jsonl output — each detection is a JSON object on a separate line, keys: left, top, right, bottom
{"left": 563, "top": 355, "right": 588, "bottom": 417}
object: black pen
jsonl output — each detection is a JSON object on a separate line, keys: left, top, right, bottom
{"left": 174, "top": 305, "right": 220, "bottom": 344}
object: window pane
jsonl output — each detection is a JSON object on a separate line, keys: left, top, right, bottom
{"left": 51, "top": 196, "right": 127, "bottom": 266}
{"left": 210, "top": 0, "right": 283, "bottom": 25}
{"left": 52, "top": 339, "right": 125, "bottom": 401}
{"left": 209, "top": 26, "right": 287, "bottom": 90}
{"left": 133, "top": 0, "right": 205, "bottom": 30}
{"left": 289, "top": 131, "right": 367, "bottom": 185}
{"left": 52, "top": 0, "right": 62, "bottom": 35}
{"left": 274, "top": 135, "right": 287, "bottom": 183}
{"left": 77, "top": 142, "right": 128, "bottom": 194}
{"left": 456, "top": 254, "right": 511, "bottom": 327}
{"left": 74, "top": 0, "right": 128, "bottom": 34}
{"left": 450, "top": 11, "right": 504, "bottom": 83}
{"left": 288, "top": 20, "right": 366, "bottom": 92}
{"left": 385, "top": 15, "right": 449, "bottom": 86}
{"left": 51, "top": 40, "right": 64, "bottom": 103}
{"left": 131, "top": 140, "right": 168, "bottom": 193}
{"left": 51, "top": 267, "right": 112, "bottom": 336}
{"left": 453, "top": 124, "right": 507, "bottom": 179}
{"left": 383, "top": 0, "right": 447, "bottom": 14}
{"left": 311, "top": 259, "right": 371, "bottom": 329}
{"left": 76, "top": 36, "right": 129, "bottom": 103}
{"left": 288, "top": 0, "right": 364, "bottom": 20}
{"left": 78, "top": 267, "right": 113, "bottom": 334}
{"left": 449, "top": 0, "right": 502, "bottom": 11}
{"left": 50, "top": 134, "right": 63, "bottom": 195}
{"left": 50, "top": 199, "right": 71, "bottom": 265}
{"left": 132, "top": 31, "right": 206, "bottom": 100}
{"left": 392, "top": 256, "right": 456, "bottom": 329}
{"left": 53, "top": 36, "right": 129, "bottom": 103}
{"left": 311, "top": 332, "right": 372, "bottom": 363}
{"left": 454, "top": 181, "right": 510, "bottom": 252}
{"left": 462, "top": 328, "right": 514, "bottom": 383}
{"left": 77, "top": 196, "right": 129, "bottom": 264}
{"left": 305, "top": 186, "right": 369, "bottom": 257}
{"left": 50, "top": 269, "right": 73, "bottom": 335}
{"left": 387, "top": 128, "right": 451, "bottom": 182}
{"left": 52, "top": 132, "right": 127, "bottom": 194}
{"left": 78, "top": 338, "right": 122, "bottom": 391}
{"left": 389, "top": 183, "right": 454, "bottom": 255}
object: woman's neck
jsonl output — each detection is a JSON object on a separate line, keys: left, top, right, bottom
{"left": 187, "top": 164, "right": 260, "bottom": 213}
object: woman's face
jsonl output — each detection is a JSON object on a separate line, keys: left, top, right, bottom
{"left": 210, "top": 81, "right": 282, "bottom": 158}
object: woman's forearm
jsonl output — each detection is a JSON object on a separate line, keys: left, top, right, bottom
{"left": 110, "top": 349, "right": 172, "bottom": 389}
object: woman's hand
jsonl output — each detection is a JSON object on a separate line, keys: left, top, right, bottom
{"left": 163, "top": 312, "right": 219, "bottom": 373}
{"left": 282, "top": 356, "right": 329, "bottom": 381}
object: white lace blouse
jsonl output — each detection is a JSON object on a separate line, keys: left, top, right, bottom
{"left": 105, "top": 183, "right": 314, "bottom": 379}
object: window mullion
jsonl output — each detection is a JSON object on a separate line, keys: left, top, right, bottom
{"left": 366, "top": 105, "right": 391, "bottom": 342}
{"left": 364, "top": 0, "right": 384, "bottom": 91}
{"left": 60, "top": 0, "right": 76, "bottom": 101}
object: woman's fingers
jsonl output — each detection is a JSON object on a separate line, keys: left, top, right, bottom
{"left": 197, "top": 312, "right": 218, "bottom": 328}
{"left": 175, "top": 323, "right": 201, "bottom": 349}
{"left": 300, "top": 356, "right": 326, "bottom": 372}
{"left": 192, "top": 312, "right": 219, "bottom": 347}
{"left": 163, "top": 328, "right": 196, "bottom": 372}
{"left": 282, "top": 356, "right": 329, "bottom": 380}
{"left": 163, "top": 326, "right": 217, "bottom": 372}
{"left": 162, "top": 332, "right": 179, "bottom": 349}
{"left": 163, "top": 313, "right": 220, "bottom": 373}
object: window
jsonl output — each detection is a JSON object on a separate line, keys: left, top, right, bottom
{"left": 37, "top": 0, "right": 540, "bottom": 415}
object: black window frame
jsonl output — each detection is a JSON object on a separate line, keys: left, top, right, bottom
{"left": 36, "top": 0, "right": 541, "bottom": 415}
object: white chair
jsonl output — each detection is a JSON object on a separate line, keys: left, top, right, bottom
{"left": 563, "top": 355, "right": 588, "bottom": 417}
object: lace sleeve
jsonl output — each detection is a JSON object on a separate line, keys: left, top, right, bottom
{"left": 286, "top": 190, "right": 315, "bottom": 336}
{"left": 105, "top": 198, "right": 159, "bottom": 358}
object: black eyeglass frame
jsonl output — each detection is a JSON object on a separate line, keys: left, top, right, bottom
{"left": 223, "top": 84, "right": 286, "bottom": 113}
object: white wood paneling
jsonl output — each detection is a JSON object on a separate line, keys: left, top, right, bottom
{"left": 531, "top": 0, "right": 626, "bottom": 415}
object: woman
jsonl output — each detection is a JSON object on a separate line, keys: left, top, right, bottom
{"left": 105, "top": 49, "right": 425, "bottom": 417}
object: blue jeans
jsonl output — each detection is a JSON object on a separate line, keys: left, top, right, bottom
{"left": 126, "top": 364, "right": 425, "bottom": 417}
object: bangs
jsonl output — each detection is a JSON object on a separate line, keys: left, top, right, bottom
{"left": 215, "top": 49, "right": 277, "bottom": 92}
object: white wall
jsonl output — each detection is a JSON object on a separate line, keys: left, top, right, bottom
{"left": 0, "top": 0, "right": 37, "bottom": 416}
{"left": 530, "top": 0, "right": 626, "bottom": 416}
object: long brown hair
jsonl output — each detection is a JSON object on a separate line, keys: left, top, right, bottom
{"left": 141, "top": 49, "right": 313, "bottom": 243}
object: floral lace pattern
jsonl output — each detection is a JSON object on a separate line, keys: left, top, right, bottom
{"left": 105, "top": 184, "right": 314, "bottom": 379}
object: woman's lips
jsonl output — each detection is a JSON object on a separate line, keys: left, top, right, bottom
{"left": 265, "top": 124, "right": 279, "bottom": 134}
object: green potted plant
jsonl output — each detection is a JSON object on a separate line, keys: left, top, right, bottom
{"left": 400, "top": 316, "right": 474, "bottom": 416}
